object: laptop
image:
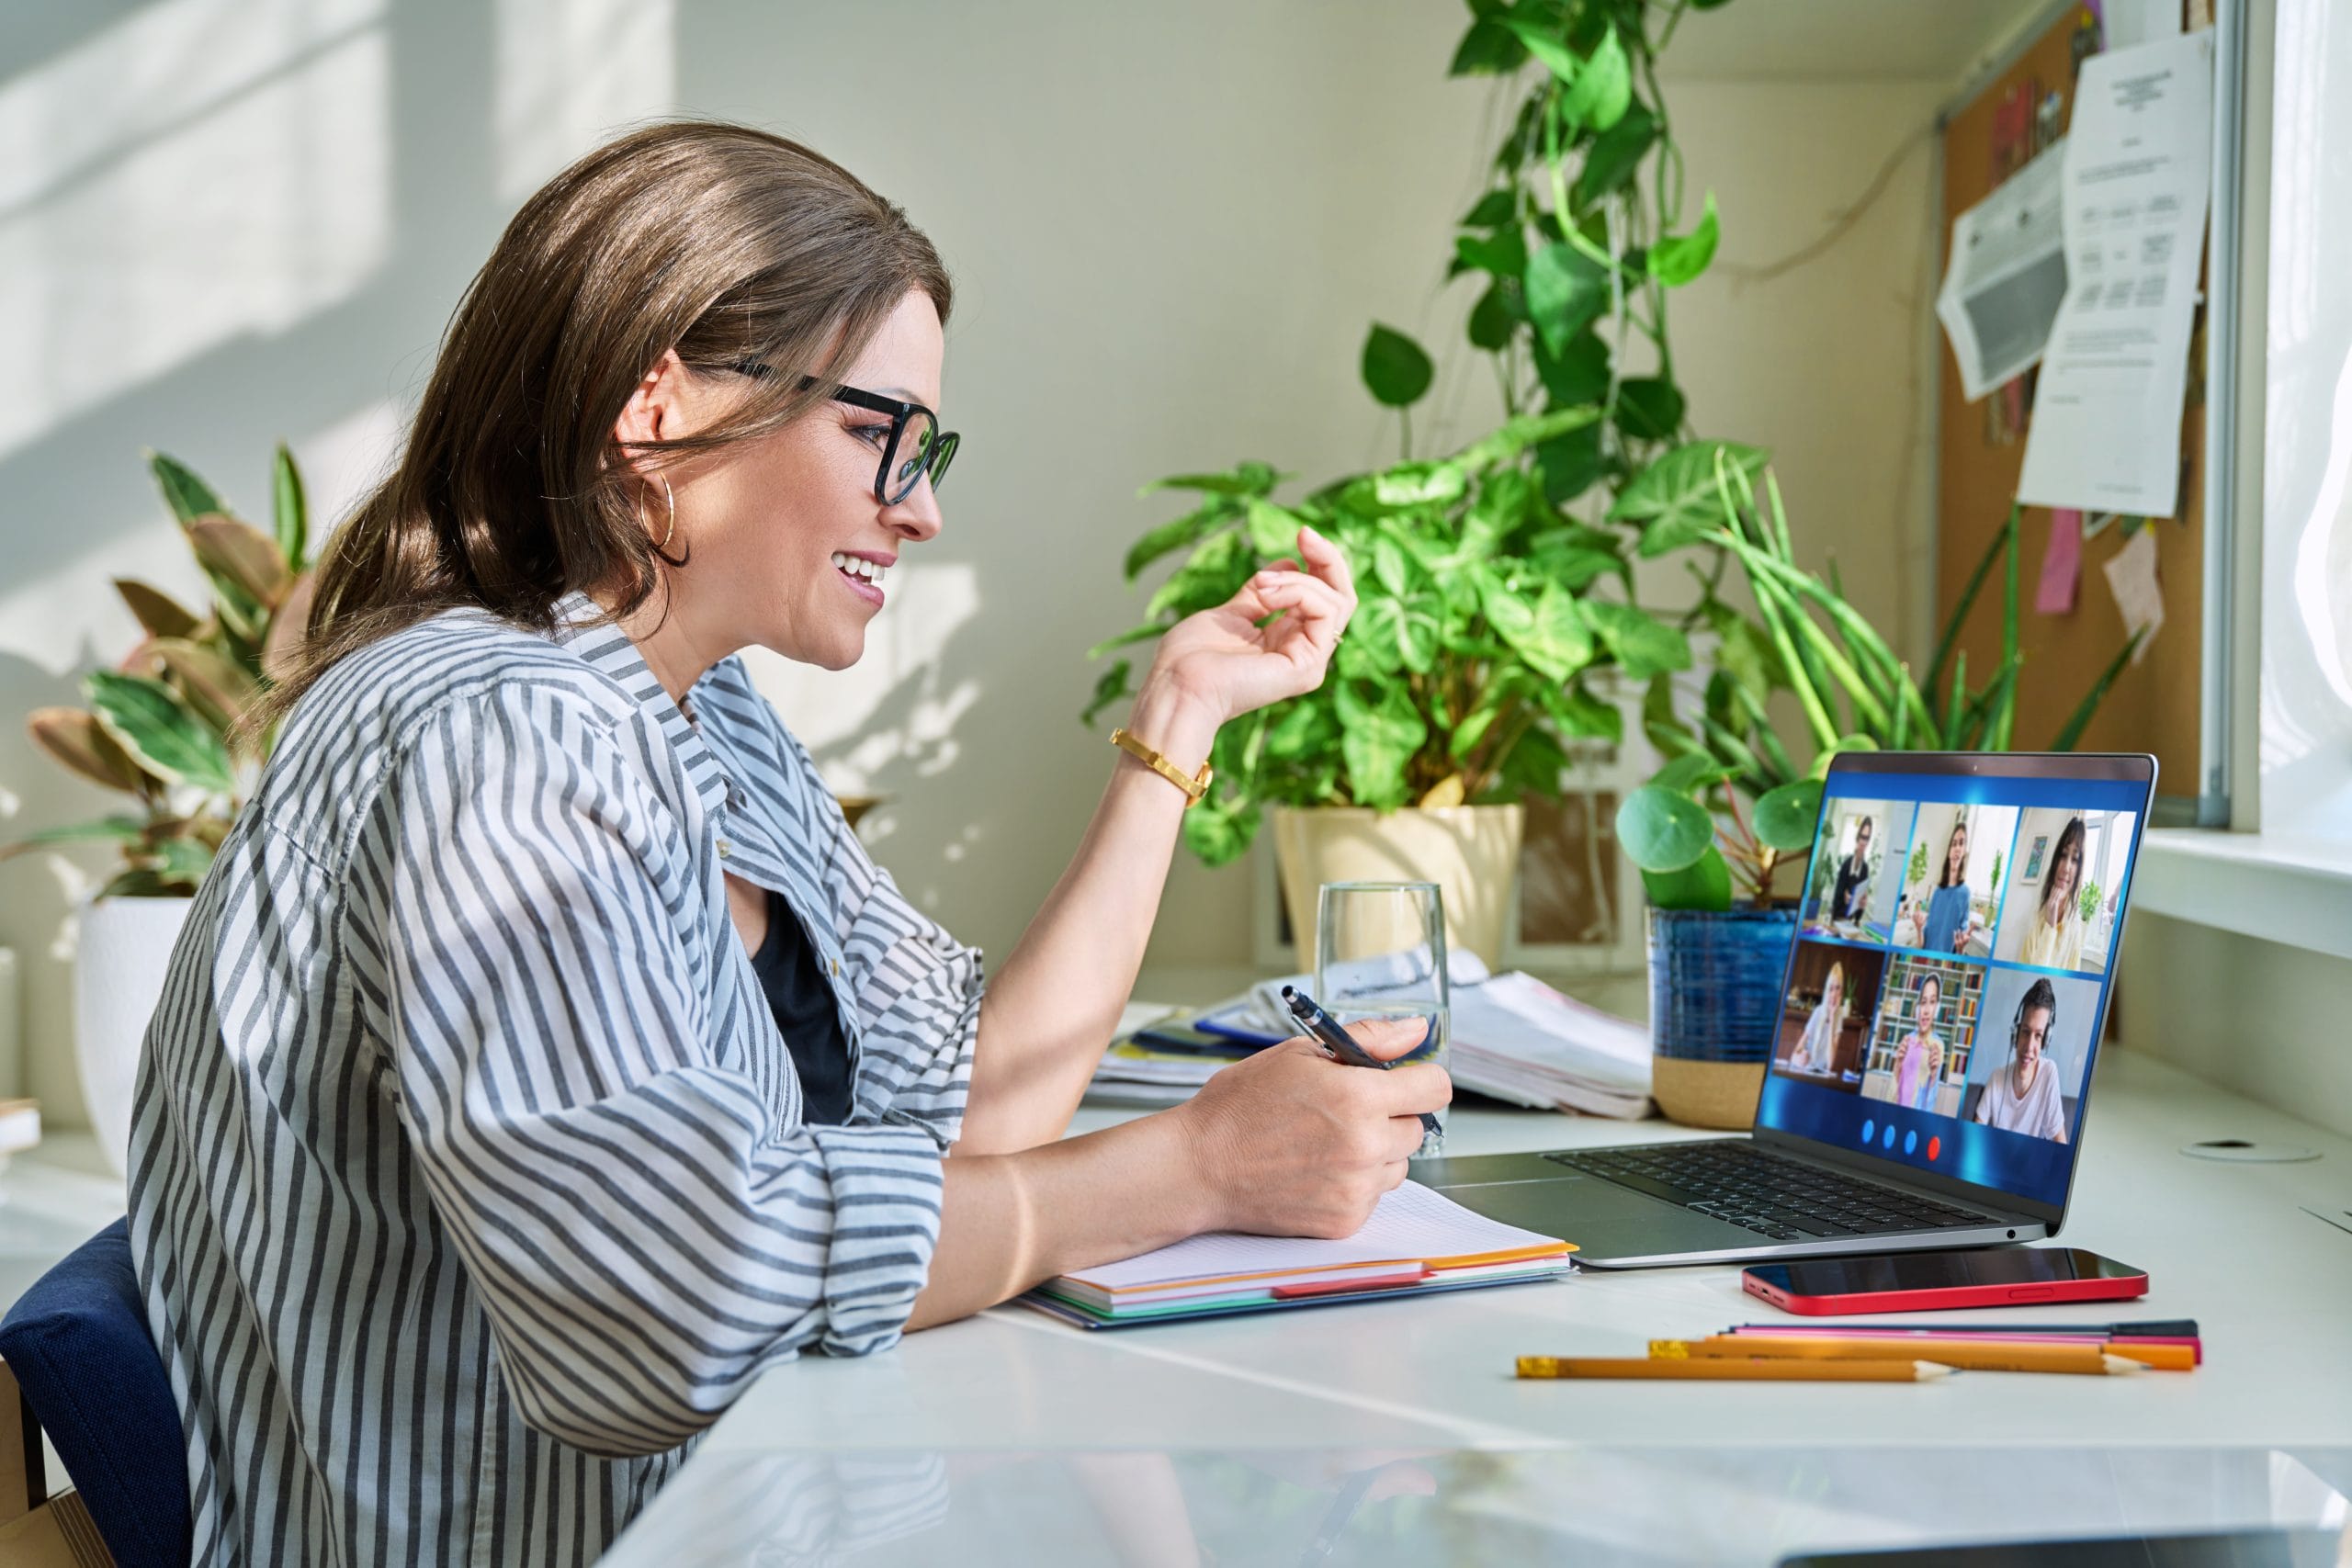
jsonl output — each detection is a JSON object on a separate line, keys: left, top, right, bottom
{"left": 1418, "top": 750, "right": 2157, "bottom": 1269}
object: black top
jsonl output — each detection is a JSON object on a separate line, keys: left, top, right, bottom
{"left": 748, "top": 886, "right": 855, "bottom": 1124}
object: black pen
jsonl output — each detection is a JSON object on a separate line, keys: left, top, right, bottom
{"left": 1280, "top": 985, "right": 1442, "bottom": 1139}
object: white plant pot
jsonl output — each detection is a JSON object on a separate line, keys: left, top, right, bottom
{"left": 1270, "top": 803, "right": 1524, "bottom": 971}
{"left": 74, "top": 893, "right": 194, "bottom": 1177}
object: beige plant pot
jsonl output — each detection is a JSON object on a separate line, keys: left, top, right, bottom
{"left": 1270, "top": 803, "right": 1523, "bottom": 970}
{"left": 74, "top": 892, "right": 195, "bottom": 1176}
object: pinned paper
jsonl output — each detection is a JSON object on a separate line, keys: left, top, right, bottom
{"left": 2100, "top": 525, "right": 2164, "bottom": 664}
{"left": 2037, "top": 509, "right": 2083, "bottom": 615}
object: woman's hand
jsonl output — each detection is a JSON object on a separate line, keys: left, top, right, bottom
{"left": 1148, "top": 525, "right": 1357, "bottom": 725}
{"left": 1169, "top": 1017, "right": 1449, "bottom": 1239}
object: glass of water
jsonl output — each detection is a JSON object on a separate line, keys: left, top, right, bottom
{"left": 1314, "top": 880, "right": 1450, "bottom": 1155}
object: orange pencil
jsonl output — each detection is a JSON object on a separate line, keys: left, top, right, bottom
{"left": 1666, "top": 1336, "right": 2143, "bottom": 1377}
{"left": 1517, "top": 1355, "right": 1953, "bottom": 1382}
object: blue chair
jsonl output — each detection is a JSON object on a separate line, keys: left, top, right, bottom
{"left": 0, "top": 1218, "right": 192, "bottom": 1568}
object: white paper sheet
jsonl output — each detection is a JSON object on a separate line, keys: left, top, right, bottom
{"left": 2016, "top": 30, "right": 2215, "bottom": 516}
{"left": 2100, "top": 524, "right": 2165, "bottom": 662}
{"left": 1937, "top": 141, "right": 2070, "bottom": 401}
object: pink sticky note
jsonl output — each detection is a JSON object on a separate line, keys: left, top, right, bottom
{"left": 2036, "top": 509, "right": 2082, "bottom": 615}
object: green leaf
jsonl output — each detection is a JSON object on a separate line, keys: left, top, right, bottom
{"left": 1125, "top": 498, "right": 1238, "bottom": 581}
{"left": 1585, "top": 600, "right": 1691, "bottom": 679}
{"left": 1372, "top": 462, "right": 1469, "bottom": 508}
{"left": 1362, "top": 324, "right": 1435, "bottom": 408}
{"left": 1752, "top": 779, "right": 1825, "bottom": 852}
{"left": 1612, "top": 440, "right": 1770, "bottom": 556}
{"left": 1180, "top": 796, "right": 1260, "bottom": 867}
{"left": 1335, "top": 681, "right": 1427, "bottom": 809}
{"left": 1449, "top": 15, "right": 1527, "bottom": 74}
{"left": 1146, "top": 529, "right": 1252, "bottom": 619}
{"left": 148, "top": 450, "right": 226, "bottom": 527}
{"left": 1498, "top": 16, "right": 1579, "bottom": 80}
{"left": 1533, "top": 329, "right": 1611, "bottom": 407}
{"left": 1642, "top": 845, "right": 1733, "bottom": 912}
{"left": 1558, "top": 26, "right": 1632, "bottom": 131}
{"left": 1572, "top": 106, "right": 1657, "bottom": 209}
{"left": 0, "top": 814, "right": 150, "bottom": 855}
{"left": 1523, "top": 243, "right": 1608, "bottom": 358}
{"left": 1494, "top": 719, "right": 1571, "bottom": 799}
{"left": 1461, "top": 188, "right": 1515, "bottom": 227}
{"left": 271, "top": 443, "right": 307, "bottom": 571}
{"left": 1139, "top": 461, "right": 1280, "bottom": 499}
{"left": 84, "top": 671, "right": 234, "bottom": 795}
{"left": 1653, "top": 751, "right": 1730, "bottom": 794}
{"left": 1537, "top": 681, "right": 1623, "bottom": 742}
{"left": 1617, "top": 783, "right": 1714, "bottom": 873}
{"left": 1246, "top": 497, "right": 1305, "bottom": 557}
{"left": 1451, "top": 404, "right": 1603, "bottom": 470}
{"left": 1452, "top": 225, "right": 1527, "bottom": 280}
{"left": 1085, "top": 623, "right": 1166, "bottom": 660}
{"left": 1373, "top": 536, "right": 1412, "bottom": 597}
{"left": 1648, "top": 192, "right": 1721, "bottom": 288}
{"left": 1080, "top": 659, "right": 1133, "bottom": 727}
{"left": 1613, "top": 377, "right": 1685, "bottom": 443}
{"left": 1467, "top": 284, "right": 1515, "bottom": 350}
{"left": 1806, "top": 734, "right": 1879, "bottom": 781}
{"left": 1494, "top": 584, "right": 1593, "bottom": 682}
{"left": 1536, "top": 423, "right": 1606, "bottom": 505}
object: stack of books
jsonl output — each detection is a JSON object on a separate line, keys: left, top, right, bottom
{"left": 1088, "top": 952, "right": 1652, "bottom": 1118}
{"left": 1019, "top": 1179, "right": 1575, "bottom": 1328}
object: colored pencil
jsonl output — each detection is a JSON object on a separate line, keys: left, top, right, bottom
{"left": 1672, "top": 1336, "right": 2141, "bottom": 1376}
{"left": 1723, "top": 1325, "right": 2199, "bottom": 1367}
{"left": 1517, "top": 1355, "right": 1952, "bottom": 1382}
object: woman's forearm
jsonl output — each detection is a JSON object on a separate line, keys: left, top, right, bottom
{"left": 908, "top": 1106, "right": 1213, "bottom": 1328}
{"left": 956, "top": 671, "right": 1222, "bottom": 1155}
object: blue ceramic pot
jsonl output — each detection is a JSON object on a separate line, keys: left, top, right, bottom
{"left": 1646, "top": 903, "right": 1800, "bottom": 1064}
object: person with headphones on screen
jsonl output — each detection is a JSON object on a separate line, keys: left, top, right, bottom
{"left": 1973, "top": 976, "right": 2070, "bottom": 1142}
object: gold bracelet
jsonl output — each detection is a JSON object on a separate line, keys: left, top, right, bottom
{"left": 1110, "top": 727, "right": 1213, "bottom": 807}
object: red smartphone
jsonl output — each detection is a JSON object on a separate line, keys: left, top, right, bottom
{"left": 1742, "top": 1248, "right": 2149, "bottom": 1315}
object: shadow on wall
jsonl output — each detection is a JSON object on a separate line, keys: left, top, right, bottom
{"left": 0, "top": 0, "right": 688, "bottom": 1131}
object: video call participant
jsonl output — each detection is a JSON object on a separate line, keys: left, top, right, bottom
{"left": 1973, "top": 976, "right": 2069, "bottom": 1143}
{"left": 1920, "top": 816, "right": 1974, "bottom": 954}
{"left": 1829, "top": 817, "right": 1874, "bottom": 922}
{"left": 1893, "top": 971, "right": 1948, "bottom": 1112}
{"left": 1791, "top": 961, "right": 1847, "bottom": 1074}
{"left": 2015, "top": 816, "right": 2087, "bottom": 971}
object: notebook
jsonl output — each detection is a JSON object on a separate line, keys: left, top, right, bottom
{"left": 1017, "top": 1179, "right": 1576, "bottom": 1329}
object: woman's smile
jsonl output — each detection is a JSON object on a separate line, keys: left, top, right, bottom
{"left": 831, "top": 549, "right": 893, "bottom": 607}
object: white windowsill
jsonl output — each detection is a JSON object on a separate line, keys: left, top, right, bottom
{"left": 2132, "top": 827, "right": 2352, "bottom": 961}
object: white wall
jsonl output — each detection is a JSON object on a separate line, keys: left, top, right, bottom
{"left": 0, "top": 1, "right": 1946, "bottom": 1130}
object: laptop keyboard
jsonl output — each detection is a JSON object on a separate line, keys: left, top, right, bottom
{"left": 1549, "top": 1142, "right": 2001, "bottom": 1244}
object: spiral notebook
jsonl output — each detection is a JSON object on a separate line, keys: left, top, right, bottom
{"left": 1016, "top": 1179, "right": 1576, "bottom": 1329}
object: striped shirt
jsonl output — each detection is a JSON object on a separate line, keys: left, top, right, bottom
{"left": 127, "top": 586, "right": 981, "bottom": 1565}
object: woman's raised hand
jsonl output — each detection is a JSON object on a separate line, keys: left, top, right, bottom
{"left": 1147, "top": 525, "right": 1358, "bottom": 724}
{"left": 1170, "top": 1017, "right": 1449, "bottom": 1240}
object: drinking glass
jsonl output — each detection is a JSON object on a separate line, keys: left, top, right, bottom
{"left": 1315, "top": 880, "right": 1450, "bottom": 1155}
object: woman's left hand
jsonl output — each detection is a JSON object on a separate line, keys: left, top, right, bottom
{"left": 1148, "top": 525, "right": 1357, "bottom": 723}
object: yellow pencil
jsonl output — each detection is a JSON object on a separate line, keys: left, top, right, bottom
{"left": 1517, "top": 1355, "right": 1953, "bottom": 1382}
{"left": 1665, "top": 1337, "right": 2143, "bottom": 1377}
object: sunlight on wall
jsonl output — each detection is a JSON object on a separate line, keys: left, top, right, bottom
{"left": 733, "top": 561, "right": 983, "bottom": 795}
{"left": 493, "top": 0, "right": 676, "bottom": 201}
{"left": 0, "top": 0, "right": 390, "bottom": 462}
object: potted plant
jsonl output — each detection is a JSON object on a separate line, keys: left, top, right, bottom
{"left": 2, "top": 450, "right": 316, "bottom": 1172}
{"left": 1614, "top": 455, "right": 2141, "bottom": 1126}
{"left": 1084, "top": 0, "right": 1738, "bottom": 966}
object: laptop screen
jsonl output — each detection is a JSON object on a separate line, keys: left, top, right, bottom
{"left": 1753, "top": 753, "right": 2154, "bottom": 1216}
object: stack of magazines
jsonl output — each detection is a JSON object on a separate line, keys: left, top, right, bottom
{"left": 1089, "top": 951, "right": 1653, "bottom": 1119}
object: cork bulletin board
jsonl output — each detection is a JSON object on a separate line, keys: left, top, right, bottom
{"left": 1933, "top": 2, "right": 2233, "bottom": 821}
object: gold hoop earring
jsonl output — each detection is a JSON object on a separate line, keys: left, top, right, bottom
{"left": 640, "top": 476, "right": 676, "bottom": 552}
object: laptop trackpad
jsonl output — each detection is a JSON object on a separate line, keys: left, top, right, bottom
{"left": 1423, "top": 1160, "right": 1765, "bottom": 1263}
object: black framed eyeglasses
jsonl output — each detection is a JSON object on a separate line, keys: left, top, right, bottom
{"left": 727, "top": 361, "right": 959, "bottom": 505}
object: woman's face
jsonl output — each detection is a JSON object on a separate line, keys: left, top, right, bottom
{"left": 635, "top": 289, "right": 948, "bottom": 674}
{"left": 1916, "top": 981, "right": 1941, "bottom": 1033}
{"left": 2048, "top": 834, "right": 2082, "bottom": 903}
{"left": 1823, "top": 970, "right": 1844, "bottom": 1013}
{"left": 1853, "top": 822, "right": 1871, "bottom": 859}
{"left": 1944, "top": 822, "right": 1968, "bottom": 879}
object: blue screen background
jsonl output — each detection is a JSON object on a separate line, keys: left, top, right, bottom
{"left": 1753, "top": 768, "right": 2149, "bottom": 1211}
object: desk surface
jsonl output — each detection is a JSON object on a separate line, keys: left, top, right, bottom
{"left": 605, "top": 1046, "right": 2352, "bottom": 1565}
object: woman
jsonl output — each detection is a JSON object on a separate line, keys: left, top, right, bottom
{"left": 1892, "top": 971, "right": 1947, "bottom": 1111}
{"left": 1790, "top": 962, "right": 1847, "bottom": 1075}
{"left": 1828, "top": 816, "right": 1873, "bottom": 924}
{"left": 1973, "top": 978, "right": 2069, "bottom": 1142}
{"left": 1918, "top": 815, "right": 1974, "bottom": 954}
{"left": 2015, "top": 817, "right": 2088, "bottom": 971}
{"left": 126, "top": 124, "right": 1446, "bottom": 1565}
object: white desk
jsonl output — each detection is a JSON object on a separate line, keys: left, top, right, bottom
{"left": 603, "top": 1048, "right": 2352, "bottom": 1565}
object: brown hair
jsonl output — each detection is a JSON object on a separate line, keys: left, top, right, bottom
{"left": 232, "top": 119, "right": 952, "bottom": 753}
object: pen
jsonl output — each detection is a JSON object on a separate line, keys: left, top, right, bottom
{"left": 1727, "top": 1319, "right": 2198, "bottom": 1338}
{"left": 1517, "top": 1356, "right": 1953, "bottom": 1382}
{"left": 1279, "top": 986, "right": 1442, "bottom": 1139}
